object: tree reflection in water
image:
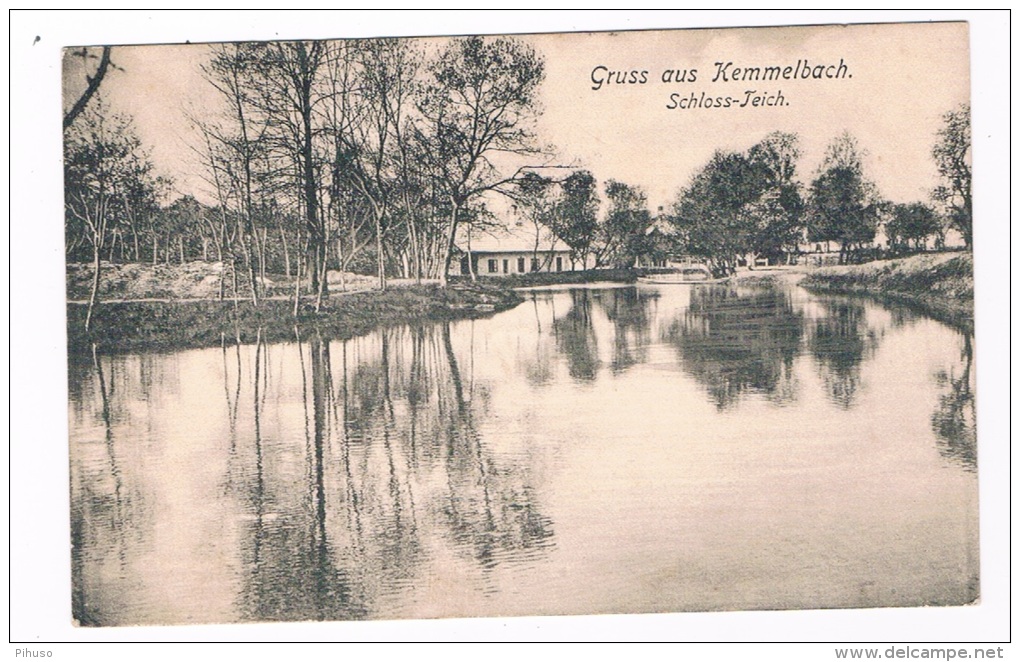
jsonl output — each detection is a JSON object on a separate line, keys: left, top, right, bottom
{"left": 931, "top": 332, "right": 977, "bottom": 472}
{"left": 441, "top": 323, "right": 554, "bottom": 582}
{"left": 228, "top": 320, "right": 553, "bottom": 621}
{"left": 71, "top": 346, "right": 128, "bottom": 626}
{"left": 808, "top": 299, "right": 880, "bottom": 409}
{"left": 68, "top": 282, "right": 981, "bottom": 624}
{"left": 218, "top": 329, "right": 363, "bottom": 622}
{"left": 548, "top": 287, "right": 659, "bottom": 382}
{"left": 553, "top": 289, "right": 600, "bottom": 381}
{"left": 520, "top": 294, "right": 555, "bottom": 387}
{"left": 596, "top": 287, "right": 657, "bottom": 374}
{"left": 665, "top": 284, "right": 803, "bottom": 409}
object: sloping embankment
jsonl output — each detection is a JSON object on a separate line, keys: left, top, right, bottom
{"left": 800, "top": 252, "right": 974, "bottom": 328}
{"left": 67, "top": 282, "right": 522, "bottom": 357}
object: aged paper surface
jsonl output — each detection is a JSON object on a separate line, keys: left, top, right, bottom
{"left": 12, "top": 11, "right": 1011, "bottom": 645}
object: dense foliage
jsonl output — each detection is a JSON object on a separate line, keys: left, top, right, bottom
{"left": 667, "top": 132, "right": 804, "bottom": 275}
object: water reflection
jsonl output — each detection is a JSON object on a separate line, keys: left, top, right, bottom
{"left": 544, "top": 288, "right": 660, "bottom": 382}
{"left": 70, "top": 346, "right": 122, "bottom": 625}
{"left": 68, "top": 281, "right": 980, "bottom": 623}
{"left": 808, "top": 300, "right": 880, "bottom": 409}
{"left": 553, "top": 290, "right": 600, "bottom": 381}
{"left": 270, "top": 323, "right": 552, "bottom": 621}
{"left": 931, "top": 333, "right": 977, "bottom": 472}
{"left": 665, "top": 285, "right": 803, "bottom": 409}
{"left": 596, "top": 288, "right": 657, "bottom": 374}
{"left": 520, "top": 295, "right": 556, "bottom": 388}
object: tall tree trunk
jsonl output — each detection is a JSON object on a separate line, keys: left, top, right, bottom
{"left": 236, "top": 225, "right": 259, "bottom": 305}
{"left": 466, "top": 222, "right": 476, "bottom": 282}
{"left": 298, "top": 46, "right": 326, "bottom": 301}
{"left": 279, "top": 222, "right": 291, "bottom": 277}
{"left": 85, "top": 241, "right": 102, "bottom": 334}
{"left": 258, "top": 227, "right": 268, "bottom": 293}
{"left": 293, "top": 252, "right": 302, "bottom": 318}
{"left": 230, "top": 254, "right": 240, "bottom": 306}
{"left": 217, "top": 245, "right": 225, "bottom": 301}
{"left": 406, "top": 202, "right": 421, "bottom": 284}
{"left": 375, "top": 206, "right": 387, "bottom": 291}
{"left": 336, "top": 238, "right": 349, "bottom": 293}
{"left": 439, "top": 199, "right": 460, "bottom": 288}
{"left": 314, "top": 243, "right": 328, "bottom": 313}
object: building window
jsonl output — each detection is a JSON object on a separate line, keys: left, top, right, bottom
{"left": 556, "top": 256, "right": 563, "bottom": 272}
{"left": 488, "top": 259, "right": 498, "bottom": 274}
{"left": 517, "top": 257, "right": 525, "bottom": 273}
{"left": 503, "top": 259, "right": 509, "bottom": 274}
{"left": 531, "top": 258, "right": 539, "bottom": 272}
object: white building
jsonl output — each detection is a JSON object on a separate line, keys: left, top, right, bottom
{"left": 449, "top": 222, "right": 591, "bottom": 277}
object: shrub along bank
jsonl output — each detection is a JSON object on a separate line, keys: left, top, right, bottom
{"left": 800, "top": 252, "right": 974, "bottom": 329}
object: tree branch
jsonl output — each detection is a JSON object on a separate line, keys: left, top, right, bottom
{"left": 64, "top": 47, "right": 112, "bottom": 131}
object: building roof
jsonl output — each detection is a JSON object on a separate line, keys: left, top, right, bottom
{"left": 645, "top": 214, "right": 676, "bottom": 237}
{"left": 455, "top": 222, "right": 566, "bottom": 254}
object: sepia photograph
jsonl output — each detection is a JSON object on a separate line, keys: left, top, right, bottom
{"left": 9, "top": 9, "right": 1011, "bottom": 648}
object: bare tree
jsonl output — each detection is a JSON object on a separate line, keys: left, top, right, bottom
{"left": 257, "top": 41, "right": 331, "bottom": 306}
{"left": 65, "top": 100, "right": 156, "bottom": 332}
{"left": 63, "top": 46, "right": 112, "bottom": 130}
{"left": 513, "top": 172, "right": 560, "bottom": 271}
{"left": 341, "top": 39, "right": 420, "bottom": 290}
{"left": 200, "top": 44, "right": 276, "bottom": 304}
{"left": 416, "top": 36, "right": 546, "bottom": 286}
{"left": 319, "top": 42, "right": 373, "bottom": 293}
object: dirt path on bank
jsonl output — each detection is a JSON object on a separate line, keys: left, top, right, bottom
{"left": 66, "top": 260, "right": 440, "bottom": 304}
{"left": 68, "top": 291, "right": 376, "bottom": 305}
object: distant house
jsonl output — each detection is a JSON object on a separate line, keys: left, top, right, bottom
{"left": 450, "top": 222, "right": 588, "bottom": 277}
{"left": 632, "top": 211, "right": 712, "bottom": 271}
{"left": 633, "top": 214, "right": 676, "bottom": 269}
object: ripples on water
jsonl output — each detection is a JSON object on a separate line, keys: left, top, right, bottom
{"left": 68, "top": 281, "right": 978, "bottom": 625}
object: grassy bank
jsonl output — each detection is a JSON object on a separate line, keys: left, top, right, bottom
{"left": 68, "top": 263, "right": 639, "bottom": 356}
{"left": 800, "top": 252, "right": 974, "bottom": 328}
{"left": 68, "top": 282, "right": 522, "bottom": 357}
{"left": 66, "top": 261, "right": 421, "bottom": 301}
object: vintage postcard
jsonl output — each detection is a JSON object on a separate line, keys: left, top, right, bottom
{"left": 61, "top": 19, "right": 978, "bottom": 628}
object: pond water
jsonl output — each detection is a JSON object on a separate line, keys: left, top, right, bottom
{"left": 68, "top": 281, "right": 979, "bottom": 626}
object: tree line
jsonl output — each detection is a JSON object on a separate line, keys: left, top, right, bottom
{"left": 664, "top": 106, "right": 972, "bottom": 276}
{"left": 501, "top": 105, "right": 971, "bottom": 281}
{"left": 65, "top": 36, "right": 553, "bottom": 322}
{"left": 64, "top": 36, "right": 972, "bottom": 326}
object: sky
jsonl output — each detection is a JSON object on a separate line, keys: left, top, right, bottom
{"left": 61, "top": 19, "right": 970, "bottom": 214}
{"left": 527, "top": 23, "right": 969, "bottom": 210}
